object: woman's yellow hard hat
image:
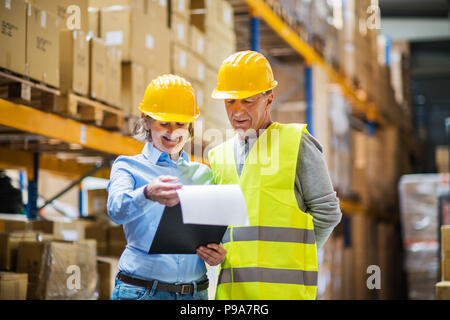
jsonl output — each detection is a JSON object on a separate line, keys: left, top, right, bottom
{"left": 139, "top": 74, "right": 200, "bottom": 123}
{"left": 212, "top": 51, "right": 278, "bottom": 100}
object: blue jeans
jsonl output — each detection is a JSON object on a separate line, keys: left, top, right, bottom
{"left": 111, "top": 273, "right": 209, "bottom": 300}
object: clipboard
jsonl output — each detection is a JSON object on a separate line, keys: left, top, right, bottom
{"left": 148, "top": 204, "right": 227, "bottom": 254}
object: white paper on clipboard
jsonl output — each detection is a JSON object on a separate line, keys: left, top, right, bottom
{"left": 177, "top": 185, "right": 249, "bottom": 226}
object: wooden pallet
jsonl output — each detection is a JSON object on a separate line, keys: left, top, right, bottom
{"left": 0, "top": 69, "right": 60, "bottom": 112}
{"left": 60, "top": 93, "right": 125, "bottom": 131}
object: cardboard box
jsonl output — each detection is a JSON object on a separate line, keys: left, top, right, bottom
{"left": 107, "top": 225, "right": 126, "bottom": 257}
{"left": 88, "top": 7, "right": 99, "bottom": 37}
{"left": 436, "top": 281, "right": 450, "bottom": 300}
{"left": 171, "top": 14, "right": 189, "bottom": 47}
{"left": 190, "top": 26, "right": 206, "bottom": 59}
{"left": 189, "top": 52, "right": 205, "bottom": 83}
{"left": 59, "top": 30, "right": 90, "bottom": 95}
{"left": 26, "top": 5, "right": 61, "bottom": 88}
{"left": 0, "top": 216, "right": 85, "bottom": 241}
{"left": 23, "top": 240, "right": 98, "bottom": 300}
{"left": 442, "top": 226, "right": 450, "bottom": 257}
{"left": 28, "top": 0, "right": 89, "bottom": 33}
{"left": 436, "top": 146, "right": 449, "bottom": 173}
{"left": 0, "top": 0, "right": 27, "bottom": 75}
{"left": 16, "top": 241, "right": 45, "bottom": 299}
{"left": 82, "top": 221, "right": 108, "bottom": 256}
{"left": 219, "top": 0, "right": 233, "bottom": 29}
{"left": 89, "top": 0, "right": 130, "bottom": 8}
{"left": 0, "top": 272, "right": 28, "bottom": 300}
{"left": 171, "top": 43, "right": 189, "bottom": 78}
{"left": 0, "top": 232, "right": 39, "bottom": 271}
{"left": 148, "top": 0, "right": 168, "bottom": 26}
{"left": 100, "top": 6, "right": 131, "bottom": 59}
{"left": 173, "top": 0, "right": 190, "bottom": 20}
{"left": 0, "top": 214, "right": 28, "bottom": 233}
{"left": 87, "top": 189, "right": 108, "bottom": 216}
{"left": 122, "top": 63, "right": 146, "bottom": 117}
{"left": 97, "top": 256, "right": 119, "bottom": 300}
{"left": 443, "top": 257, "right": 450, "bottom": 282}
{"left": 100, "top": 1, "right": 169, "bottom": 68}
{"left": 106, "top": 46, "right": 122, "bottom": 107}
{"left": 131, "top": 10, "right": 171, "bottom": 73}
{"left": 89, "top": 37, "right": 107, "bottom": 101}
{"left": 191, "top": 80, "right": 205, "bottom": 110}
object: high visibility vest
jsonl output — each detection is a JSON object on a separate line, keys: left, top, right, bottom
{"left": 208, "top": 122, "right": 318, "bottom": 300}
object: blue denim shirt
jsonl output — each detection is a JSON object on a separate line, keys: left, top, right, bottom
{"left": 107, "top": 143, "right": 213, "bottom": 283}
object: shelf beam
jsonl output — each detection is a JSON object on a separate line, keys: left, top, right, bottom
{"left": 0, "top": 99, "right": 144, "bottom": 156}
{"left": 0, "top": 146, "right": 110, "bottom": 180}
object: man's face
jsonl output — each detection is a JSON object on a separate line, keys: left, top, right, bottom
{"left": 224, "top": 92, "right": 274, "bottom": 137}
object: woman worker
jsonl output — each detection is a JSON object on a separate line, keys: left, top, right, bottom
{"left": 107, "top": 74, "right": 226, "bottom": 300}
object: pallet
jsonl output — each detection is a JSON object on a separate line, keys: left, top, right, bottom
{"left": 60, "top": 92, "right": 125, "bottom": 131}
{"left": 0, "top": 69, "right": 60, "bottom": 112}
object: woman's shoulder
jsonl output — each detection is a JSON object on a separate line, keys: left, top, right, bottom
{"left": 111, "top": 153, "right": 145, "bottom": 171}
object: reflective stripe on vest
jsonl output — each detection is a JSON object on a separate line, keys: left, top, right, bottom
{"left": 218, "top": 267, "right": 318, "bottom": 286}
{"left": 222, "top": 226, "right": 316, "bottom": 244}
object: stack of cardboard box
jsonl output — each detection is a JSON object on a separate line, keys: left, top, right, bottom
{"left": 170, "top": 0, "right": 209, "bottom": 127}
{"left": 0, "top": 214, "right": 122, "bottom": 300}
{"left": 188, "top": 0, "right": 235, "bottom": 137}
{"left": 399, "top": 174, "right": 446, "bottom": 299}
{"left": 16, "top": 239, "right": 98, "bottom": 300}
{"left": 0, "top": 272, "right": 28, "bottom": 300}
{"left": 90, "top": 0, "right": 170, "bottom": 115}
{"left": 0, "top": 0, "right": 61, "bottom": 88}
{"left": 436, "top": 226, "right": 450, "bottom": 300}
{"left": 436, "top": 146, "right": 449, "bottom": 174}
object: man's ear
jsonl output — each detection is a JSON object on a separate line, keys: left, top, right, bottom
{"left": 265, "top": 91, "right": 274, "bottom": 110}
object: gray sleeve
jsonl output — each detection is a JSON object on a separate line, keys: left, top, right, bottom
{"left": 294, "top": 132, "right": 342, "bottom": 250}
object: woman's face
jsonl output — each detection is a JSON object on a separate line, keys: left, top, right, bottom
{"left": 145, "top": 117, "right": 190, "bottom": 158}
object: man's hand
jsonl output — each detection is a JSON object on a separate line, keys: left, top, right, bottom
{"left": 196, "top": 243, "right": 227, "bottom": 266}
{"left": 144, "top": 175, "right": 182, "bottom": 207}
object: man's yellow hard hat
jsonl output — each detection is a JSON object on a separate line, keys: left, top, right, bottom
{"left": 139, "top": 74, "right": 200, "bottom": 123}
{"left": 212, "top": 51, "right": 278, "bottom": 100}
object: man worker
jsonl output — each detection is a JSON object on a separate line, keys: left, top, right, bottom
{"left": 205, "top": 50, "right": 342, "bottom": 300}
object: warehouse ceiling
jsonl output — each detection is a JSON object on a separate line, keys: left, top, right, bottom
{"left": 379, "top": 0, "right": 450, "bottom": 41}
{"left": 379, "top": 0, "right": 449, "bottom": 18}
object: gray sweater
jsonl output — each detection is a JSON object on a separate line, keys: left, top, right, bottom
{"left": 234, "top": 131, "right": 342, "bottom": 249}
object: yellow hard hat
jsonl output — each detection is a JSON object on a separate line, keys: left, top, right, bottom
{"left": 139, "top": 74, "right": 200, "bottom": 123}
{"left": 211, "top": 50, "right": 278, "bottom": 100}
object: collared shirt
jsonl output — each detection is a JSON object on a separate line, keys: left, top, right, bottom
{"left": 107, "top": 143, "right": 213, "bottom": 283}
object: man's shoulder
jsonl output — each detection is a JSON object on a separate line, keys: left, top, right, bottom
{"left": 208, "top": 138, "right": 234, "bottom": 154}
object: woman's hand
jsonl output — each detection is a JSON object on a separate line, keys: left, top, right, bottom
{"left": 144, "top": 175, "right": 182, "bottom": 207}
{"left": 196, "top": 243, "right": 227, "bottom": 266}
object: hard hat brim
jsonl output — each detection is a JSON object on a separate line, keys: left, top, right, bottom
{"left": 141, "top": 110, "right": 200, "bottom": 123}
{"left": 211, "top": 81, "right": 278, "bottom": 100}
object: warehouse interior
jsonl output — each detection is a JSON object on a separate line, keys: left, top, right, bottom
{"left": 0, "top": 0, "right": 449, "bottom": 300}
